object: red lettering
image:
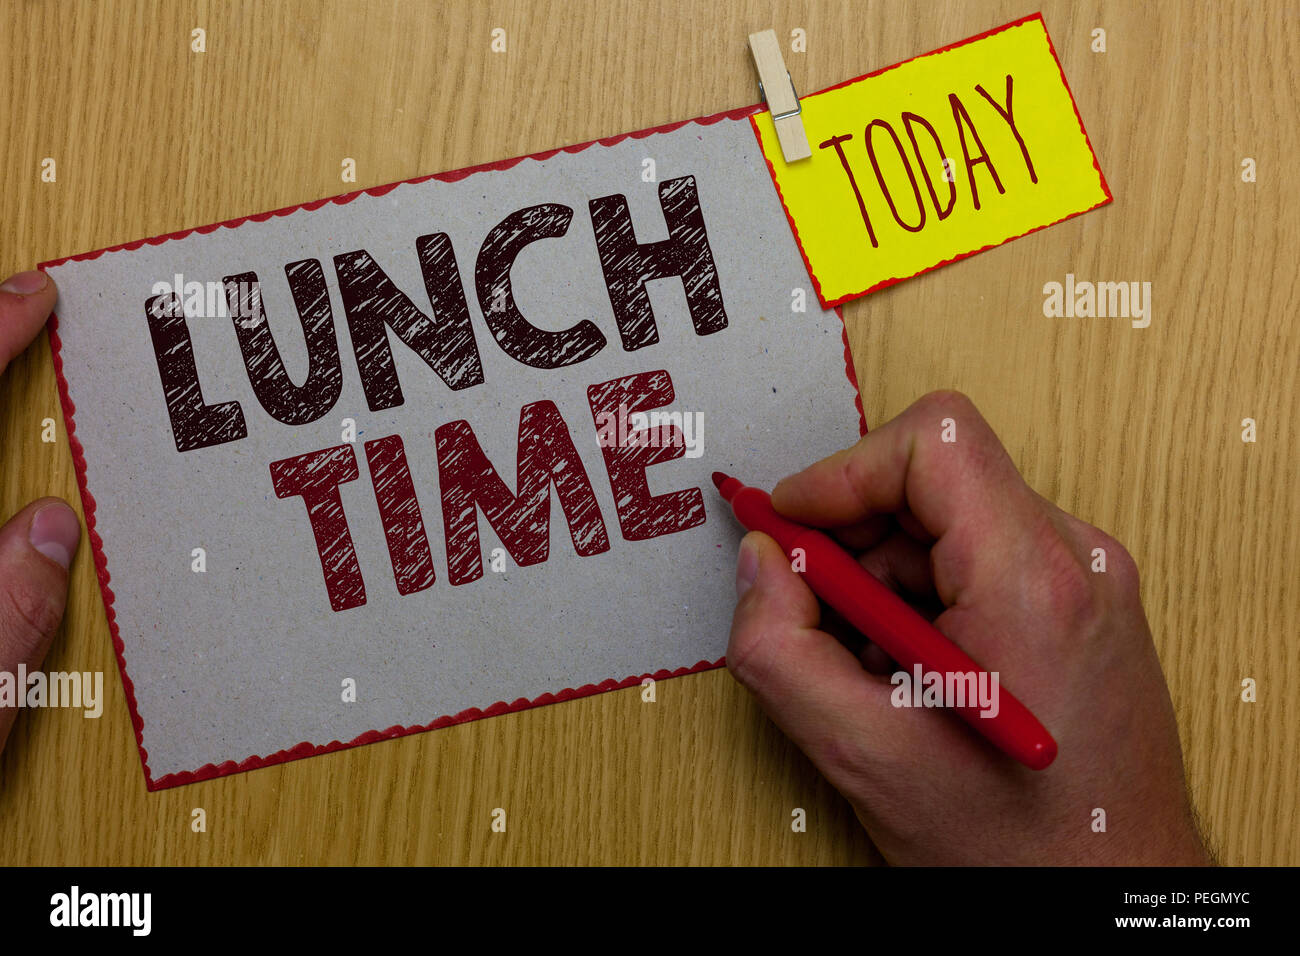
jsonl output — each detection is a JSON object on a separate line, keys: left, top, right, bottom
{"left": 436, "top": 400, "right": 610, "bottom": 586}
{"left": 364, "top": 434, "right": 437, "bottom": 595}
{"left": 586, "top": 370, "right": 705, "bottom": 542}
{"left": 270, "top": 445, "right": 367, "bottom": 611}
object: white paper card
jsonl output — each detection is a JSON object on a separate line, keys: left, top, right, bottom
{"left": 43, "top": 112, "right": 862, "bottom": 788}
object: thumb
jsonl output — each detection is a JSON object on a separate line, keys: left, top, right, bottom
{"left": 0, "top": 498, "right": 81, "bottom": 750}
{"left": 726, "top": 531, "right": 902, "bottom": 785}
{"left": 0, "top": 270, "right": 58, "bottom": 376}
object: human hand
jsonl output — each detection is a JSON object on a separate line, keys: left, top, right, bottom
{"left": 726, "top": 390, "right": 1210, "bottom": 865}
{"left": 0, "top": 270, "right": 82, "bottom": 752}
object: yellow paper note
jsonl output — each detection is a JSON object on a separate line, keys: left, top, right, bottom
{"left": 752, "top": 14, "right": 1111, "bottom": 307}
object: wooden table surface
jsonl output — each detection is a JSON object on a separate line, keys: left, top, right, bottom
{"left": 0, "top": 0, "right": 1295, "bottom": 866}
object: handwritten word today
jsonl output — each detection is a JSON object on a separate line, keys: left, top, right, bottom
{"left": 752, "top": 14, "right": 1111, "bottom": 307}
{"left": 817, "top": 75, "right": 1036, "bottom": 249}
{"left": 144, "top": 177, "right": 725, "bottom": 611}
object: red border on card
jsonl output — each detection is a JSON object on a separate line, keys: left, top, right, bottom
{"left": 37, "top": 101, "right": 867, "bottom": 791}
{"left": 749, "top": 12, "right": 1115, "bottom": 310}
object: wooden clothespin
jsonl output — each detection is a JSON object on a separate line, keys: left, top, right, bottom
{"left": 748, "top": 29, "right": 811, "bottom": 162}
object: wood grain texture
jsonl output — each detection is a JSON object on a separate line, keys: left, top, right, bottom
{"left": 0, "top": 0, "right": 1294, "bottom": 865}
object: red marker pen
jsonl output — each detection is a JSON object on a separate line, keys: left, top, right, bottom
{"left": 713, "top": 471, "right": 1057, "bottom": 771}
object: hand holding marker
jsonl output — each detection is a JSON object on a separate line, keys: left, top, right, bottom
{"left": 713, "top": 471, "right": 1057, "bottom": 770}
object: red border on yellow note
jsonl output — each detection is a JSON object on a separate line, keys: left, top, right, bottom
{"left": 748, "top": 12, "right": 1114, "bottom": 310}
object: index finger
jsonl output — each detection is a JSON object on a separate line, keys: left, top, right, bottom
{"left": 772, "top": 389, "right": 1042, "bottom": 553}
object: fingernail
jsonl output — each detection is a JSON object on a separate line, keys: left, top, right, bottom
{"left": 736, "top": 536, "right": 760, "bottom": 597}
{"left": 0, "top": 270, "right": 49, "bottom": 295}
{"left": 29, "top": 502, "right": 80, "bottom": 570}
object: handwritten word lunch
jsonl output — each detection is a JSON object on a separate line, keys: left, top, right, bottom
{"left": 144, "top": 177, "right": 724, "bottom": 611}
